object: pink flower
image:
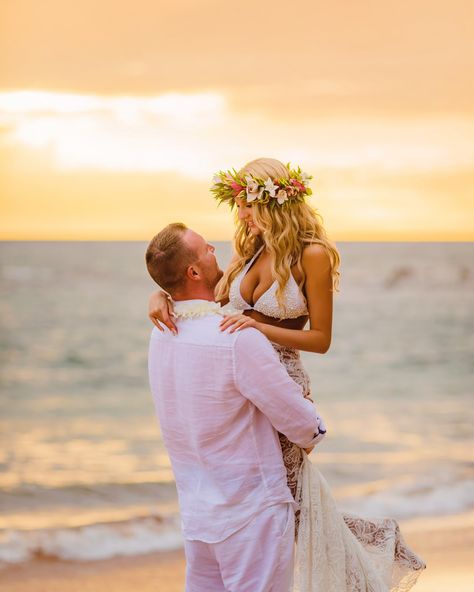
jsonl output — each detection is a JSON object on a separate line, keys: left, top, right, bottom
{"left": 230, "top": 181, "right": 244, "bottom": 196}
{"left": 290, "top": 179, "right": 306, "bottom": 192}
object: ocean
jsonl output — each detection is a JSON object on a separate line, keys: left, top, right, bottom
{"left": 0, "top": 241, "right": 473, "bottom": 565}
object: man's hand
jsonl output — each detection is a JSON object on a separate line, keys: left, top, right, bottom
{"left": 148, "top": 290, "right": 177, "bottom": 335}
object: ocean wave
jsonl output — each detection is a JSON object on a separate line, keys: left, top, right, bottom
{"left": 0, "top": 481, "right": 178, "bottom": 516}
{"left": 2, "top": 477, "right": 474, "bottom": 565}
{"left": 339, "top": 477, "right": 474, "bottom": 520}
{"left": 0, "top": 514, "right": 183, "bottom": 565}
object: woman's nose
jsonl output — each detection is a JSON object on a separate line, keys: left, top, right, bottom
{"left": 237, "top": 207, "right": 246, "bottom": 221}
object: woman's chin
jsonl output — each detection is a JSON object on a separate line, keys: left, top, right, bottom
{"left": 248, "top": 226, "right": 261, "bottom": 236}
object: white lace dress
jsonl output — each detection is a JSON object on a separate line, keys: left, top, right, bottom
{"left": 229, "top": 250, "right": 426, "bottom": 592}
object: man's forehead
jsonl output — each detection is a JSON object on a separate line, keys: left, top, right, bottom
{"left": 183, "top": 228, "right": 205, "bottom": 249}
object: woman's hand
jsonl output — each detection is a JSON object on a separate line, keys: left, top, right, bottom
{"left": 148, "top": 290, "right": 177, "bottom": 334}
{"left": 219, "top": 313, "right": 259, "bottom": 333}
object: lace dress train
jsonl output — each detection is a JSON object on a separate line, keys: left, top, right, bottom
{"left": 272, "top": 343, "right": 426, "bottom": 592}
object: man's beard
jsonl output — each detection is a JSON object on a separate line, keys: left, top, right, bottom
{"left": 205, "top": 267, "right": 224, "bottom": 293}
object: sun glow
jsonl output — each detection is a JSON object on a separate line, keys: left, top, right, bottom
{"left": 0, "top": 90, "right": 226, "bottom": 118}
{"left": 1, "top": 90, "right": 227, "bottom": 177}
{"left": 2, "top": 90, "right": 472, "bottom": 176}
{"left": 0, "top": 89, "right": 473, "bottom": 240}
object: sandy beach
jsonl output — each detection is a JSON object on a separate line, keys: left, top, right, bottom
{"left": 2, "top": 513, "right": 473, "bottom": 592}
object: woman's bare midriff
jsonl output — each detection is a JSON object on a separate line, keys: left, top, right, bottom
{"left": 244, "top": 310, "right": 308, "bottom": 330}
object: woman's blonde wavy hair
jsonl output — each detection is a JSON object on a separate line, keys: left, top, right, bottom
{"left": 215, "top": 157, "right": 341, "bottom": 310}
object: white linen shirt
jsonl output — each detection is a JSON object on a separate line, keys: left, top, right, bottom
{"left": 148, "top": 302, "right": 325, "bottom": 543}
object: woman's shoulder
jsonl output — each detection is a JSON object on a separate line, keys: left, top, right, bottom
{"left": 301, "top": 243, "right": 331, "bottom": 271}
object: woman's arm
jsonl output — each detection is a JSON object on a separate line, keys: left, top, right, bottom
{"left": 148, "top": 290, "right": 177, "bottom": 334}
{"left": 221, "top": 245, "right": 333, "bottom": 354}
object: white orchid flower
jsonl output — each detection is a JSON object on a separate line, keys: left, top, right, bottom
{"left": 246, "top": 187, "right": 264, "bottom": 202}
{"left": 276, "top": 189, "right": 288, "bottom": 204}
{"left": 300, "top": 171, "right": 311, "bottom": 184}
{"left": 264, "top": 177, "right": 279, "bottom": 197}
{"left": 245, "top": 176, "right": 258, "bottom": 191}
{"left": 245, "top": 175, "right": 263, "bottom": 202}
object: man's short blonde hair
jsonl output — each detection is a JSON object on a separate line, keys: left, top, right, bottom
{"left": 145, "top": 223, "right": 197, "bottom": 294}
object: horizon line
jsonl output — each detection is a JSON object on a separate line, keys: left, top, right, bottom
{"left": 1, "top": 238, "right": 472, "bottom": 244}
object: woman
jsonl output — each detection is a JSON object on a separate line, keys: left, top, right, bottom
{"left": 149, "top": 158, "right": 425, "bottom": 591}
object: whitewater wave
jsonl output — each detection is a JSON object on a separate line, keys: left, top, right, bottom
{"left": 339, "top": 476, "right": 474, "bottom": 520}
{"left": 0, "top": 514, "right": 183, "bottom": 565}
{"left": 2, "top": 477, "right": 474, "bottom": 565}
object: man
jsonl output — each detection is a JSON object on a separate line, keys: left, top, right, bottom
{"left": 146, "top": 223, "right": 326, "bottom": 592}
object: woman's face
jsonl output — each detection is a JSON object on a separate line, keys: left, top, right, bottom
{"left": 235, "top": 197, "right": 262, "bottom": 236}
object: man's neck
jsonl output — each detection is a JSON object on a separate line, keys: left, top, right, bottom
{"left": 172, "top": 289, "right": 215, "bottom": 302}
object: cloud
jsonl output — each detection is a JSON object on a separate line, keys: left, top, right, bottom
{"left": 0, "top": 91, "right": 228, "bottom": 177}
{"left": 1, "top": 1, "right": 473, "bottom": 115}
{"left": 1, "top": 90, "right": 473, "bottom": 180}
{"left": 1, "top": 2, "right": 473, "bottom": 240}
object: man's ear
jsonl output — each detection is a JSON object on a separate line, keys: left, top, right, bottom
{"left": 186, "top": 264, "right": 200, "bottom": 281}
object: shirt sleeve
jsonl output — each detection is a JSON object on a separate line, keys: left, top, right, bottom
{"left": 233, "top": 329, "right": 326, "bottom": 449}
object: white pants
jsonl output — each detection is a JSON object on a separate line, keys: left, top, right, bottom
{"left": 184, "top": 503, "right": 295, "bottom": 592}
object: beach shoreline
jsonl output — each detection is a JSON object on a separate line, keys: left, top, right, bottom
{"left": 2, "top": 513, "right": 474, "bottom": 592}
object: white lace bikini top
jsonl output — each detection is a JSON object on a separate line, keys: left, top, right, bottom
{"left": 229, "top": 246, "right": 308, "bottom": 320}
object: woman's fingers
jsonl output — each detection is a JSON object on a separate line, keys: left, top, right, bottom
{"left": 150, "top": 312, "right": 177, "bottom": 335}
{"left": 234, "top": 321, "right": 253, "bottom": 333}
{"left": 220, "top": 314, "right": 244, "bottom": 331}
{"left": 149, "top": 314, "right": 164, "bottom": 332}
{"left": 148, "top": 290, "right": 178, "bottom": 335}
{"left": 161, "top": 304, "right": 178, "bottom": 335}
{"left": 220, "top": 314, "right": 254, "bottom": 333}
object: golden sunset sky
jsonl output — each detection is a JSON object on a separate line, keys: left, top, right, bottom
{"left": 0, "top": 0, "right": 472, "bottom": 240}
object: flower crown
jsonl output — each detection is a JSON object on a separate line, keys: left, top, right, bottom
{"left": 210, "top": 163, "right": 313, "bottom": 208}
